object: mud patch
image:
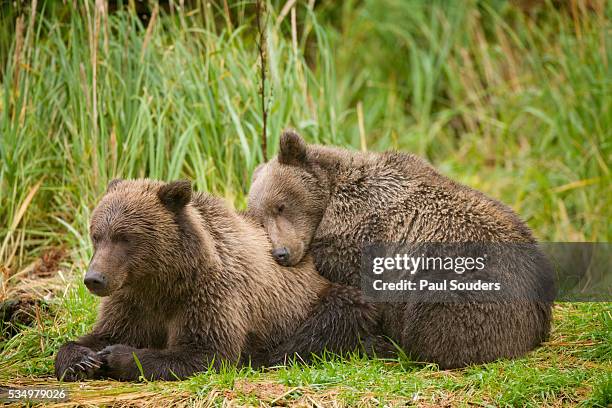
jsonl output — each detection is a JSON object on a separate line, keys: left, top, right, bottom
{"left": 0, "top": 297, "right": 47, "bottom": 340}
{"left": 0, "top": 247, "right": 66, "bottom": 340}
{"left": 230, "top": 379, "right": 290, "bottom": 401}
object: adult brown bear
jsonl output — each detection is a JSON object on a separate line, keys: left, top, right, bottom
{"left": 55, "top": 179, "right": 389, "bottom": 381}
{"left": 247, "top": 130, "right": 554, "bottom": 369}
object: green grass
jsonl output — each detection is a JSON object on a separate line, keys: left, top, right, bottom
{"left": 1, "top": 293, "right": 610, "bottom": 406}
{"left": 0, "top": 0, "right": 610, "bottom": 406}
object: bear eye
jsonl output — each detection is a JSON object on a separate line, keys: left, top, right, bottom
{"left": 112, "top": 233, "right": 129, "bottom": 243}
{"left": 276, "top": 204, "right": 285, "bottom": 215}
{"left": 91, "top": 233, "right": 101, "bottom": 243}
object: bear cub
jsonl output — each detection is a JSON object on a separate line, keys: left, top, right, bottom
{"left": 247, "top": 130, "right": 554, "bottom": 369}
{"left": 55, "top": 179, "right": 390, "bottom": 381}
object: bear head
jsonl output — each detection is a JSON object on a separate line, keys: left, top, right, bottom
{"left": 247, "top": 130, "right": 329, "bottom": 266}
{"left": 85, "top": 179, "right": 192, "bottom": 297}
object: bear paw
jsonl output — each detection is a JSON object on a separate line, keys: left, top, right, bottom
{"left": 56, "top": 347, "right": 102, "bottom": 382}
{"left": 97, "top": 344, "right": 141, "bottom": 381}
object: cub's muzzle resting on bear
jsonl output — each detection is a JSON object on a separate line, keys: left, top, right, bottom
{"left": 54, "top": 179, "right": 392, "bottom": 382}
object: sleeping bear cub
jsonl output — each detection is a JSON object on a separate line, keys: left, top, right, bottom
{"left": 247, "top": 130, "right": 554, "bottom": 369}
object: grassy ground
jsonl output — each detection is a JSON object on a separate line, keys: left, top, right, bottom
{"left": 1, "top": 297, "right": 611, "bottom": 406}
{"left": 0, "top": 0, "right": 610, "bottom": 406}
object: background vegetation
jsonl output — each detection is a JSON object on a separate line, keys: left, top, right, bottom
{"left": 0, "top": 0, "right": 610, "bottom": 406}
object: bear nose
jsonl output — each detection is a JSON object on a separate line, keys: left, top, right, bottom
{"left": 271, "top": 247, "right": 290, "bottom": 264}
{"left": 84, "top": 270, "right": 107, "bottom": 293}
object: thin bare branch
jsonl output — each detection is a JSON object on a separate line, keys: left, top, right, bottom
{"left": 255, "top": 0, "right": 269, "bottom": 162}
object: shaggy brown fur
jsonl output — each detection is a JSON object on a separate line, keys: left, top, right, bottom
{"left": 247, "top": 130, "right": 553, "bottom": 369}
{"left": 55, "top": 179, "right": 388, "bottom": 381}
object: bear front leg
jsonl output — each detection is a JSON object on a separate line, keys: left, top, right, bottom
{"left": 55, "top": 333, "right": 110, "bottom": 381}
{"left": 97, "top": 344, "right": 217, "bottom": 381}
{"left": 262, "top": 284, "right": 396, "bottom": 366}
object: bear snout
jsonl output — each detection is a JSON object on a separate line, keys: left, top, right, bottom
{"left": 271, "top": 247, "right": 290, "bottom": 265}
{"left": 84, "top": 269, "right": 108, "bottom": 296}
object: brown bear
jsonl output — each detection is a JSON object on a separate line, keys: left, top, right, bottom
{"left": 247, "top": 130, "right": 554, "bottom": 369}
{"left": 54, "top": 179, "right": 390, "bottom": 381}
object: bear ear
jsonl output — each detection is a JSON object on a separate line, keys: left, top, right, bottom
{"left": 158, "top": 180, "right": 192, "bottom": 212}
{"left": 278, "top": 129, "right": 308, "bottom": 167}
{"left": 107, "top": 178, "right": 123, "bottom": 193}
